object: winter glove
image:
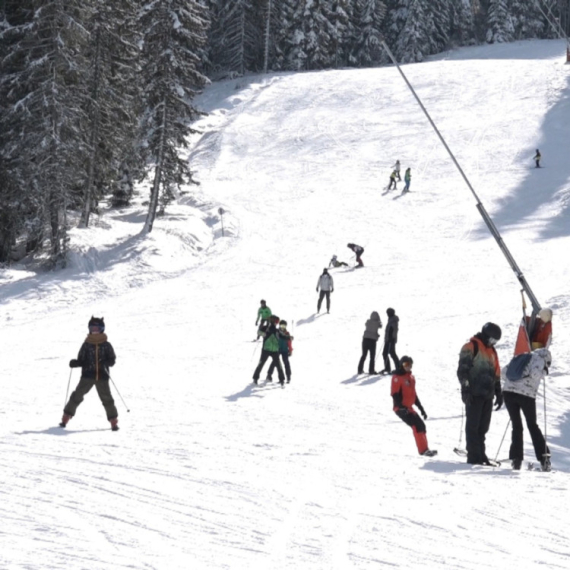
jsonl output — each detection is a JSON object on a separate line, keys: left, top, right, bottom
{"left": 331, "top": 289, "right": 334, "bottom": 293}
{"left": 461, "top": 384, "right": 472, "bottom": 406}
{"left": 494, "top": 390, "right": 503, "bottom": 411}
{"left": 419, "top": 408, "right": 428, "bottom": 420}
{"left": 69, "top": 359, "right": 80, "bottom": 368}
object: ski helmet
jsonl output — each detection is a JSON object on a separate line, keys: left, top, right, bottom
{"left": 386, "top": 308, "right": 395, "bottom": 317}
{"left": 481, "top": 322, "right": 501, "bottom": 343}
{"left": 88, "top": 316, "right": 105, "bottom": 333}
{"left": 538, "top": 308, "right": 553, "bottom": 323}
{"left": 400, "top": 355, "right": 413, "bottom": 368}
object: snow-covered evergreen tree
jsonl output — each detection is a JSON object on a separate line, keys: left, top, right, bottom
{"left": 0, "top": 0, "right": 92, "bottom": 264}
{"left": 450, "top": 0, "right": 476, "bottom": 46}
{"left": 510, "top": 0, "right": 549, "bottom": 39}
{"left": 428, "top": 0, "right": 452, "bottom": 52}
{"left": 486, "top": 0, "right": 514, "bottom": 43}
{"left": 139, "top": 0, "right": 209, "bottom": 233}
{"left": 350, "top": 0, "right": 386, "bottom": 67}
{"left": 388, "top": 0, "right": 435, "bottom": 63}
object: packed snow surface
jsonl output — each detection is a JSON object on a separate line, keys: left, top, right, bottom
{"left": 1, "top": 40, "right": 570, "bottom": 569}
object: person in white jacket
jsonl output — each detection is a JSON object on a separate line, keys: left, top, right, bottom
{"left": 502, "top": 348, "right": 552, "bottom": 471}
{"left": 316, "top": 268, "right": 334, "bottom": 314}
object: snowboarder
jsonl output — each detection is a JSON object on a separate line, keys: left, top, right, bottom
{"left": 357, "top": 311, "right": 382, "bottom": 374}
{"left": 403, "top": 168, "right": 411, "bottom": 192}
{"left": 329, "top": 254, "right": 349, "bottom": 268}
{"left": 533, "top": 149, "right": 541, "bottom": 168}
{"left": 380, "top": 308, "right": 399, "bottom": 374}
{"left": 502, "top": 348, "right": 552, "bottom": 471}
{"left": 60, "top": 317, "right": 119, "bottom": 431}
{"left": 388, "top": 170, "right": 398, "bottom": 190}
{"left": 267, "top": 319, "right": 294, "bottom": 383}
{"left": 391, "top": 356, "right": 436, "bottom": 456}
{"left": 457, "top": 322, "right": 503, "bottom": 466}
{"left": 253, "top": 315, "right": 285, "bottom": 385}
{"left": 316, "top": 268, "right": 334, "bottom": 314}
{"left": 347, "top": 243, "right": 364, "bottom": 267}
{"left": 255, "top": 299, "right": 272, "bottom": 340}
{"left": 392, "top": 160, "right": 402, "bottom": 181}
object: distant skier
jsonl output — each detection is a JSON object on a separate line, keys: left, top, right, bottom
{"left": 60, "top": 317, "right": 119, "bottom": 431}
{"left": 457, "top": 322, "right": 503, "bottom": 466}
{"left": 391, "top": 356, "right": 437, "bottom": 457}
{"left": 267, "top": 319, "right": 294, "bottom": 383}
{"left": 255, "top": 299, "right": 272, "bottom": 340}
{"left": 502, "top": 348, "right": 552, "bottom": 471}
{"left": 403, "top": 168, "right": 411, "bottom": 192}
{"left": 388, "top": 170, "right": 398, "bottom": 190}
{"left": 357, "top": 311, "right": 382, "bottom": 374}
{"left": 347, "top": 243, "right": 364, "bottom": 267}
{"left": 533, "top": 149, "right": 541, "bottom": 168}
{"left": 329, "top": 254, "right": 349, "bottom": 268}
{"left": 392, "top": 160, "right": 402, "bottom": 181}
{"left": 380, "top": 308, "right": 399, "bottom": 374}
{"left": 253, "top": 315, "right": 285, "bottom": 385}
{"left": 316, "top": 268, "right": 334, "bottom": 314}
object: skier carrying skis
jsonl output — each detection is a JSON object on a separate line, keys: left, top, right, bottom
{"left": 347, "top": 243, "right": 364, "bottom": 267}
{"left": 404, "top": 168, "right": 411, "bottom": 192}
{"left": 253, "top": 315, "right": 285, "bottom": 385}
{"left": 392, "top": 160, "right": 402, "bottom": 181}
{"left": 502, "top": 347, "right": 552, "bottom": 471}
{"left": 316, "top": 268, "right": 334, "bottom": 314}
{"left": 329, "top": 254, "right": 349, "bottom": 268}
{"left": 457, "top": 322, "right": 503, "bottom": 465}
{"left": 267, "top": 319, "right": 294, "bottom": 383}
{"left": 388, "top": 170, "right": 398, "bottom": 190}
{"left": 391, "top": 356, "right": 436, "bottom": 457}
{"left": 255, "top": 299, "right": 272, "bottom": 340}
{"left": 357, "top": 311, "right": 382, "bottom": 375}
{"left": 533, "top": 149, "right": 541, "bottom": 168}
{"left": 380, "top": 308, "right": 399, "bottom": 374}
{"left": 60, "top": 317, "right": 119, "bottom": 431}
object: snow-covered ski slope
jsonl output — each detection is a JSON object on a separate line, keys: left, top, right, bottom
{"left": 2, "top": 40, "right": 570, "bottom": 570}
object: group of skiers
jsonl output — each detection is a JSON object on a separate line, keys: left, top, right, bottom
{"left": 388, "top": 160, "right": 411, "bottom": 192}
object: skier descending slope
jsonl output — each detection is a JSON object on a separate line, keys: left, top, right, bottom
{"left": 316, "top": 268, "right": 334, "bottom": 314}
{"left": 60, "top": 317, "right": 119, "bottom": 431}
{"left": 391, "top": 356, "right": 437, "bottom": 457}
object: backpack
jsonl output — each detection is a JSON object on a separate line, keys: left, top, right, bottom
{"left": 505, "top": 353, "right": 532, "bottom": 382}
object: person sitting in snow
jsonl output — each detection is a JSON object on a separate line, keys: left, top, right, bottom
{"left": 329, "top": 254, "right": 349, "bottom": 268}
{"left": 533, "top": 149, "right": 541, "bottom": 168}
{"left": 502, "top": 348, "right": 552, "bottom": 471}
{"left": 60, "top": 317, "right": 119, "bottom": 431}
{"left": 391, "top": 356, "right": 436, "bottom": 457}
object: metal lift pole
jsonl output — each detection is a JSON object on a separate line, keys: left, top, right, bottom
{"left": 381, "top": 40, "right": 541, "bottom": 314}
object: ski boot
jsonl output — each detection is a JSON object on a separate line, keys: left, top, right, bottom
{"left": 110, "top": 418, "right": 119, "bottom": 432}
{"left": 59, "top": 414, "right": 72, "bottom": 428}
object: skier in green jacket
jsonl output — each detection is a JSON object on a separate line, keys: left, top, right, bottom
{"left": 404, "top": 168, "right": 411, "bottom": 192}
{"left": 253, "top": 315, "right": 285, "bottom": 385}
{"left": 255, "top": 299, "right": 272, "bottom": 339}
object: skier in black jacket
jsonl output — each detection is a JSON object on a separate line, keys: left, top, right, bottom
{"left": 380, "top": 308, "right": 399, "bottom": 374}
{"left": 347, "top": 243, "right": 364, "bottom": 267}
{"left": 60, "top": 317, "right": 119, "bottom": 431}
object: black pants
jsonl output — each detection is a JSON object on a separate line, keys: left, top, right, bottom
{"left": 267, "top": 352, "right": 291, "bottom": 381}
{"left": 504, "top": 391, "right": 549, "bottom": 463}
{"left": 465, "top": 396, "right": 493, "bottom": 464}
{"left": 64, "top": 377, "right": 118, "bottom": 420}
{"left": 382, "top": 341, "right": 399, "bottom": 372}
{"left": 358, "top": 338, "right": 377, "bottom": 373}
{"left": 535, "top": 160, "right": 540, "bottom": 168}
{"left": 388, "top": 178, "right": 397, "bottom": 189}
{"left": 317, "top": 291, "right": 331, "bottom": 312}
{"left": 253, "top": 350, "right": 284, "bottom": 382}
{"left": 395, "top": 408, "right": 426, "bottom": 433}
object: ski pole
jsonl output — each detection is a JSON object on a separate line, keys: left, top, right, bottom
{"left": 63, "top": 369, "right": 73, "bottom": 407}
{"left": 458, "top": 406, "right": 464, "bottom": 448}
{"left": 495, "top": 419, "right": 511, "bottom": 462}
{"left": 543, "top": 374, "right": 549, "bottom": 462}
{"left": 109, "top": 376, "right": 130, "bottom": 412}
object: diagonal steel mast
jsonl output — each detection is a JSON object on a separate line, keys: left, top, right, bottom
{"left": 381, "top": 40, "right": 541, "bottom": 314}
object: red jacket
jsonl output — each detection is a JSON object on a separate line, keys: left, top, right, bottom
{"left": 391, "top": 370, "right": 422, "bottom": 411}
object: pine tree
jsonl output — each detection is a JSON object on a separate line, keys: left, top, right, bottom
{"left": 139, "top": 0, "right": 209, "bottom": 234}
{"left": 350, "top": 0, "right": 386, "bottom": 67}
{"left": 429, "top": 0, "right": 452, "bottom": 52}
{"left": 389, "top": 0, "right": 435, "bottom": 63}
{"left": 510, "top": 0, "right": 548, "bottom": 39}
{"left": 450, "top": 0, "right": 476, "bottom": 46}
{"left": 0, "top": 0, "right": 92, "bottom": 265}
{"left": 486, "top": 0, "right": 514, "bottom": 43}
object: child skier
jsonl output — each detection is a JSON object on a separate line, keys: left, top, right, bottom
{"left": 533, "top": 149, "right": 541, "bottom": 168}
{"left": 403, "top": 168, "right": 411, "bottom": 192}
{"left": 253, "top": 315, "right": 285, "bottom": 385}
{"left": 60, "top": 317, "right": 119, "bottom": 431}
{"left": 391, "top": 356, "right": 437, "bottom": 456}
{"left": 255, "top": 299, "right": 272, "bottom": 340}
{"left": 388, "top": 170, "right": 398, "bottom": 190}
{"left": 267, "top": 319, "right": 294, "bottom": 383}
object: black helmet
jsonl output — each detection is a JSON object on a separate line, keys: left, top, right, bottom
{"left": 260, "top": 299, "right": 266, "bottom": 304}
{"left": 279, "top": 319, "right": 287, "bottom": 326}
{"left": 88, "top": 316, "right": 105, "bottom": 333}
{"left": 400, "top": 355, "right": 413, "bottom": 367}
{"left": 482, "top": 322, "right": 501, "bottom": 343}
